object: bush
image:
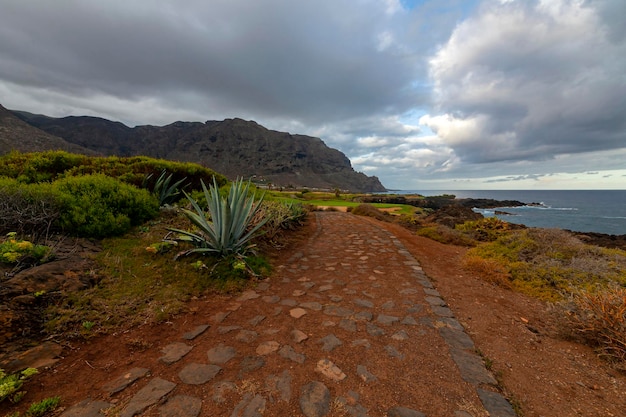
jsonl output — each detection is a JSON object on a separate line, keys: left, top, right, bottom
{"left": 252, "top": 201, "right": 308, "bottom": 241}
{"left": 558, "top": 286, "right": 626, "bottom": 364}
{"left": 466, "top": 228, "right": 626, "bottom": 301}
{"left": 456, "top": 217, "right": 515, "bottom": 242}
{"left": 416, "top": 224, "right": 476, "bottom": 246}
{"left": 350, "top": 204, "right": 388, "bottom": 221}
{"left": 0, "top": 232, "right": 52, "bottom": 266}
{"left": 0, "top": 178, "right": 63, "bottom": 238}
{"left": 0, "top": 151, "right": 227, "bottom": 190}
{"left": 53, "top": 174, "right": 159, "bottom": 238}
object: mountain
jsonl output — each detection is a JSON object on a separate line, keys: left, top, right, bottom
{"left": 9, "top": 109, "right": 386, "bottom": 192}
{"left": 0, "top": 105, "right": 95, "bottom": 155}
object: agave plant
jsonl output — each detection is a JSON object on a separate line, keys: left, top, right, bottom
{"left": 168, "top": 177, "right": 267, "bottom": 258}
{"left": 143, "top": 169, "right": 188, "bottom": 206}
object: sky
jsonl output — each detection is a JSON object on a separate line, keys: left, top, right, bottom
{"left": 1, "top": 0, "right": 625, "bottom": 190}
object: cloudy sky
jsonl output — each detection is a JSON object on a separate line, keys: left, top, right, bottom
{"left": 1, "top": 0, "right": 625, "bottom": 190}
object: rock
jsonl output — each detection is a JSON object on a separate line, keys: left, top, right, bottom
{"left": 377, "top": 314, "right": 400, "bottom": 326}
{"left": 159, "top": 395, "right": 202, "bottom": 417}
{"left": 178, "top": 363, "right": 221, "bottom": 385}
{"left": 278, "top": 345, "right": 306, "bottom": 364}
{"left": 235, "top": 330, "right": 259, "bottom": 343}
{"left": 316, "top": 359, "right": 347, "bottom": 381}
{"left": 239, "top": 356, "right": 266, "bottom": 374}
{"left": 262, "top": 295, "right": 280, "bottom": 303}
{"left": 212, "top": 381, "right": 237, "bottom": 404}
{"left": 120, "top": 378, "right": 176, "bottom": 417}
{"left": 339, "top": 319, "right": 357, "bottom": 332}
{"left": 356, "top": 365, "right": 378, "bottom": 383}
{"left": 60, "top": 400, "right": 112, "bottom": 417}
{"left": 256, "top": 341, "right": 281, "bottom": 355}
{"left": 353, "top": 299, "right": 374, "bottom": 308}
{"left": 102, "top": 367, "right": 150, "bottom": 395}
{"left": 300, "top": 381, "right": 331, "bottom": 417}
{"left": 300, "top": 301, "right": 323, "bottom": 311}
{"left": 366, "top": 323, "right": 385, "bottom": 336}
{"left": 218, "top": 325, "right": 242, "bottom": 334}
{"left": 384, "top": 345, "right": 404, "bottom": 359}
{"left": 265, "top": 370, "right": 292, "bottom": 402}
{"left": 290, "top": 307, "right": 307, "bottom": 318}
{"left": 318, "top": 334, "right": 342, "bottom": 352}
{"left": 248, "top": 315, "right": 266, "bottom": 326}
{"left": 231, "top": 393, "right": 266, "bottom": 417}
{"left": 182, "top": 324, "right": 210, "bottom": 340}
{"left": 291, "top": 329, "right": 309, "bottom": 343}
{"left": 477, "top": 389, "right": 516, "bottom": 417}
{"left": 207, "top": 344, "right": 237, "bottom": 364}
{"left": 323, "top": 305, "right": 354, "bottom": 317}
{"left": 160, "top": 343, "right": 193, "bottom": 365}
{"left": 237, "top": 290, "right": 260, "bottom": 301}
{"left": 391, "top": 330, "right": 409, "bottom": 341}
{"left": 1, "top": 341, "right": 62, "bottom": 372}
{"left": 387, "top": 406, "right": 426, "bottom": 417}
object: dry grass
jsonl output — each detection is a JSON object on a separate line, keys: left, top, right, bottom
{"left": 463, "top": 255, "right": 512, "bottom": 288}
{"left": 558, "top": 286, "right": 626, "bottom": 365}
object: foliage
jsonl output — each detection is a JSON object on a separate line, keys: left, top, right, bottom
{"left": 0, "top": 368, "right": 37, "bottom": 404}
{"left": 53, "top": 174, "right": 159, "bottom": 238}
{"left": 350, "top": 203, "right": 388, "bottom": 221}
{"left": 0, "top": 232, "right": 52, "bottom": 266}
{"left": 169, "top": 178, "right": 268, "bottom": 258}
{"left": 25, "top": 396, "right": 61, "bottom": 416}
{"left": 558, "top": 286, "right": 626, "bottom": 364}
{"left": 45, "top": 210, "right": 265, "bottom": 336}
{"left": 466, "top": 228, "right": 626, "bottom": 301}
{"left": 416, "top": 224, "right": 476, "bottom": 246}
{"left": 251, "top": 200, "right": 308, "bottom": 242}
{"left": 0, "top": 178, "right": 63, "bottom": 238}
{"left": 456, "top": 217, "right": 515, "bottom": 242}
{"left": 142, "top": 169, "right": 189, "bottom": 206}
{"left": 0, "top": 151, "right": 227, "bottom": 189}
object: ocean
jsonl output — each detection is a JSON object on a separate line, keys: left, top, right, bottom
{"left": 393, "top": 190, "right": 626, "bottom": 236}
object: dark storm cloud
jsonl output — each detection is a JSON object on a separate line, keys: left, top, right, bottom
{"left": 0, "top": 0, "right": 427, "bottom": 124}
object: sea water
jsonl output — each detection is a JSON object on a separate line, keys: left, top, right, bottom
{"left": 393, "top": 190, "right": 626, "bottom": 236}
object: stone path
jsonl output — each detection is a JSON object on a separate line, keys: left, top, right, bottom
{"left": 60, "top": 212, "right": 515, "bottom": 417}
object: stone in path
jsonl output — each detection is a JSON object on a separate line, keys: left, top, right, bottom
{"left": 235, "top": 330, "right": 259, "bottom": 343}
{"left": 339, "top": 319, "right": 357, "bottom": 332}
{"left": 366, "top": 323, "right": 385, "bottom": 336}
{"left": 449, "top": 348, "right": 497, "bottom": 386}
{"left": 264, "top": 370, "right": 292, "bottom": 402}
{"left": 256, "top": 341, "right": 280, "bottom": 355}
{"left": 237, "top": 290, "right": 260, "bottom": 301}
{"left": 207, "top": 344, "right": 237, "bottom": 364}
{"left": 159, "top": 395, "right": 202, "bottom": 417}
{"left": 120, "top": 377, "right": 176, "bottom": 417}
{"left": 392, "top": 330, "right": 410, "bottom": 341}
{"left": 182, "top": 324, "right": 209, "bottom": 340}
{"left": 318, "top": 334, "right": 342, "bottom": 352}
{"left": 239, "top": 356, "right": 266, "bottom": 374}
{"left": 178, "top": 363, "right": 221, "bottom": 385}
{"left": 353, "top": 298, "right": 374, "bottom": 308}
{"left": 102, "top": 367, "right": 149, "bottom": 395}
{"left": 316, "top": 359, "right": 347, "bottom": 381}
{"left": 290, "top": 307, "right": 307, "bottom": 318}
{"left": 278, "top": 345, "right": 306, "bottom": 364}
{"left": 160, "top": 343, "right": 193, "bottom": 365}
{"left": 323, "top": 305, "right": 354, "bottom": 317}
{"left": 356, "top": 365, "right": 378, "bottom": 383}
{"left": 60, "top": 400, "right": 112, "bottom": 417}
{"left": 231, "top": 393, "right": 266, "bottom": 417}
{"left": 291, "top": 329, "right": 308, "bottom": 343}
{"left": 248, "top": 315, "right": 266, "bottom": 326}
{"left": 477, "top": 388, "right": 517, "bottom": 417}
{"left": 387, "top": 406, "right": 426, "bottom": 417}
{"left": 300, "top": 301, "right": 323, "bottom": 311}
{"left": 384, "top": 345, "right": 405, "bottom": 359}
{"left": 211, "top": 311, "right": 231, "bottom": 323}
{"left": 377, "top": 314, "right": 400, "bottom": 326}
{"left": 256, "top": 340, "right": 280, "bottom": 355}
{"left": 300, "top": 381, "right": 331, "bottom": 417}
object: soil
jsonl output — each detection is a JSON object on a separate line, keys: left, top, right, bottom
{"left": 2, "top": 213, "right": 625, "bottom": 417}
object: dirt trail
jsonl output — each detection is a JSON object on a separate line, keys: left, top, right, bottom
{"left": 5, "top": 212, "right": 625, "bottom": 417}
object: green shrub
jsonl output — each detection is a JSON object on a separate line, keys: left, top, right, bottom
{"left": 26, "top": 396, "right": 61, "bottom": 416}
{"left": 53, "top": 174, "right": 159, "bottom": 238}
{"left": 252, "top": 201, "right": 308, "bottom": 241}
{"left": 466, "top": 228, "right": 626, "bottom": 300}
{"left": 0, "top": 151, "right": 227, "bottom": 190}
{"left": 456, "top": 217, "right": 515, "bottom": 242}
{"left": 0, "top": 233, "right": 52, "bottom": 265}
{"left": 0, "top": 368, "right": 37, "bottom": 403}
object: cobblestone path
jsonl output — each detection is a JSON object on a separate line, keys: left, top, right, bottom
{"left": 60, "top": 212, "right": 515, "bottom": 417}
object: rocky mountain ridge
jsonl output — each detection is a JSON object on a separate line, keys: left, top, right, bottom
{"left": 4, "top": 107, "right": 386, "bottom": 192}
